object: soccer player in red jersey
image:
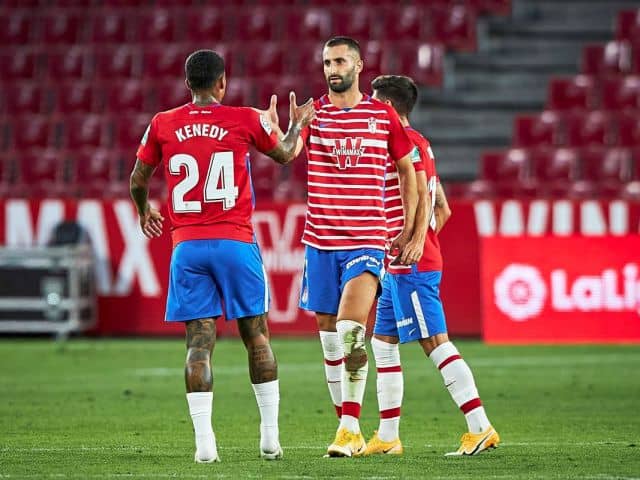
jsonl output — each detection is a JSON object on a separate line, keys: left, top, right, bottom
{"left": 364, "top": 75, "right": 500, "bottom": 457}
{"left": 129, "top": 50, "right": 314, "bottom": 463}
{"left": 266, "top": 36, "right": 420, "bottom": 457}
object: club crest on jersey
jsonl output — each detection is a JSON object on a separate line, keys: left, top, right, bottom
{"left": 332, "top": 137, "right": 365, "bottom": 169}
{"left": 368, "top": 117, "right": 377, "bottom": 134}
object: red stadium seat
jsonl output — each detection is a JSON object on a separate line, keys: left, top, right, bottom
{"left": 0, "top": 152, "right": 14, "bottom": 197}
{"left": 16, "top": 148, "right": 67, "bottom": 197}
{"left": 581, "top": 42, "right": 632, "bottom": 76}
{"left": 381, "top": 5, "right": 424, "bottom": 41}
{"left": 360, "top": 41, "right": 385, "bottom": 89}
{"left": 93, "top": 46, "right": 140, "bottom": 79}
{"left": 4, "top": 84, "right": 46, "bottom": 115}
{"left": 0, "top": 12, "right": 33, "bottom": 45}
{"left": 0, "top": 49, "right": 41, "bottom": 82}
{"left": 12, "top": 115, "right": 57, "bottom": 149}
{"left": 142, "top": 45, "right": 189, "bottom": 78}
{"left": 512, "top": 111, "right": 563, "bottom": 147}
{"left": 153, "top": 79, "right": 191, "bottom": 112}
{"left": 104, "top": 80, "right": 150, "bottom": 113}
{"left": 616, "top": 9, "right": 640, "bottom": 41}
{"left": 601, "top": 75, "right": 640, "bottom": 110}
{"left": 617, "top": 112, "right": 640, "bottom": 147}
{"left": 288, "top": 41, "right": 325, "bottom": 76}
{"left": 185, "top": 9, "right": 227, "bottom": 43}
{"left": 566, "top": 110, "right": 615, "bottom": 147}
{"left": 86, "top": 11, "right": 129, "bottom": 44}
{"left": 580, "top": 146, "right": 633, "bottom": 196}
{"left": 383, "top": 42, "right": 445, "bottom": 87}
{"left": 236, "top": 7, "right": 276, "bottom": 41}
{"left": 133, "top": 9, "right": 178, "bottom": 43}
{"left": 473, "top": 148, "right": 533, "bottom": 197}
{"left": 62, "top": 114, "right": 108, "bottom": 149}
{"left": 531, "top": 147, "right": 580, "bottom": 196}
{"left": 255, "top": 76, "right": 305, "bottom": 113}
{"left": 468, "top": 0, "right": 511, "bottom": 16}
{"left": 223, "top": 77, "right": 254, "bottom": 107}
{"left": 46, "top": 47, "right": 91, "bottom": 81}
{"left": 113, "top": 114, "right": 152, "bottom": 150}
{"left": 331, "top": 6, "right": 375, "bottom": 39}
{"left": 547, "top": 75, "right": 597, "bottom": 110}
{"left": 430, "top": 5, "right": 477, "bottom": 51}
{"left": 249, "top": 152, "right": 280, "bottom": 200}
{"left": 282, "top": 8, "right": 332, "bottom": 43}
{"left": 41, "top": 12, "right": 83, "bottom": 44}
{"left": 52, "top": 82, "right": 101, "bottom": 114}
{"left": 71, "top": 148, "right": 122, "bottom": 197}
{"left": 244, "top": 42, "right": 286, "bottom": 77}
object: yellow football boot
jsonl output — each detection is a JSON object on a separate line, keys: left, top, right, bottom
{"left": 326, "top": 427, "right": 366, "bottom": 457}
{"left": 364, "top": 431, "right": 403, "bottom": 455}
{"left": 445, "top": 426, "right": 500, "bottom": 456}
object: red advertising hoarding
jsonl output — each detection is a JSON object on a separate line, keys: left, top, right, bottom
{"left": 481, "top": 236, "right": 640, "bottom": 344}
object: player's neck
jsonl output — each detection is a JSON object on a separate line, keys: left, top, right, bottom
{"left": 400, "top": 116, "right": 410, "bottom": 127}
{"left": 328, "top": 88, "right": 363, "bottom": 109}
{"left": 191, "top": 92, "right": 220, "bottom": 107}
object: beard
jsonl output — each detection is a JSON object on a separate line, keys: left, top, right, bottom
{"left": 327, "top": 69, "right": 356, "bottom": 93}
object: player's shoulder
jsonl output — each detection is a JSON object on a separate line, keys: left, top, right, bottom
{"left": 406, "top": 127, "right": 431, "bottom": 148}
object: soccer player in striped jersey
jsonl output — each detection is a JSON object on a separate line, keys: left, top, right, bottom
{"left": 289, "top": 37, "right": 420, "bottom": 457}
{"left": 365, "top": 75, "right": 500, "bottom": 457}
{"left": 129, "top": 50, "right": 314, "bottom": 463}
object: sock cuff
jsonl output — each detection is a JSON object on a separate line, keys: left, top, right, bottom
{"left": 252, "top": 379, "right": 279, "bottom": 398}
{"left": 186, "top": 392, "right": 212, "bottom": 415}
{"left": 336, "top": 319, "right": 365, "bottom": 339}
{"left": 319, "top": 331, "right": 343, "bottom": 360}
{"left": 371, "top": 337, "right": 400, "bottom": 368}
{"left": 429, "top": 341, "right": 459, "bottom": 368}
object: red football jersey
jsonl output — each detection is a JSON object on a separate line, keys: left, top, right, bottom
{"left": 137, "top": 102, "right": 278, "bottom": 247}
{"left": 300, "top": 94, "right": 413, "bottom": 251}
{"left": 385, "top": 127, "right": 443, "bottom": 273}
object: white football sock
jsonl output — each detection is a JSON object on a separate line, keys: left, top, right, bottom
{"left": 186, "top": 392, "right": 217, "bottom": 461}
{"left": 319, "top": 331, "right": 343, "bottom": 418}
{"left": 371, "top": 337, "right": 403, "bottom": 442}
{"left": 430, "top": 342, "right": 491, "bottom": 433}
{"left": 252, "top": 380, "right": 280, "bottom": 453}
{"left": 336, "top": 319, "right": 368, "bottom": 434}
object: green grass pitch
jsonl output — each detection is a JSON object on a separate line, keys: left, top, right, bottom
{"left": 0, "top": 338, "right": 639, "bottom": 479}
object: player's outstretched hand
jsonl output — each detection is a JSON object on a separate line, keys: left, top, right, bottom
{"left": 140, "top": 206, "right": 165, "bottom": 239}
{"left": 289, "top": 91, "right": 315, "bottom": 129}
{"left": 252, "top": 94, "right": 280, "bottom": 132}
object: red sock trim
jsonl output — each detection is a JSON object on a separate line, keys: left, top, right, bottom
{"left": 438, "top": 354, "right": 462, "bottom": 370}
{"left": 377, "top": 365, "right": 402, "bottom": 373}
{"left": 334, "top": 405, "right": 342, "bottom": 418}
{"left": 460, "top": 398, "right": 482, "bottom": 414}
{"left": 380, "top": 407, "right": 401, "bottom": 419}
{"left": 342, "top": 401, "right": 361, "bottom": 418}
{"left": 324, "top": 358, "right": 343, "bottom": 366}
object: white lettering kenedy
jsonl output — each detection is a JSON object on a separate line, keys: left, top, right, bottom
{"left": 175, "top": 124, "right": 229, "bottom": 143}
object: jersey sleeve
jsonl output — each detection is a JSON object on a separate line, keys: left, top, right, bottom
{"left": 300, "top": 125, "right": 311, "bottom": 147}
{"left": 136, "top": 114, "right": 162, "bottom": 167}
{"left": 386, "top": 108, "right": 414, "bottom": 162}
{"left": 423, "top": 140, "right": 439, "bottom": 181}
{"left": 410, "top": 144, "right": 426, "bottom": 172}
{"left": 244, "top": 108, "right": 279, "bottom": 154}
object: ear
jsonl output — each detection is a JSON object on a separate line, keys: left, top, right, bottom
{"left": 218, "top": 73, "right": 226, "bottom": 91}
{"left": 356, "top": 58, "right": 364, "bottom": 74}
{"left": 383, "top": 99, "right": 393, "bottom": 107}
{"left": 185, "top": 78, "right": 191, "bottom": 90}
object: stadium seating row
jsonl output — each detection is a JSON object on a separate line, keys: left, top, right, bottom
{"left": 513, "top": 109, "right": 640, "bottom": 147}
{"left": 0, "top": 41, "right": 444, "bottom": 87}
{"left": 0, "top": 147, "right": 299, "bottom": 200}
{"left": 467, "top": 146, "right": 640, "bottom": 198}
{"left": 581, "top": 41, "right": 640, "bottom": 76}
{"left": 547, "top": 75, "right": 640, "bottom": 111}
{"left": 0, "top": 5, "right": 477, "bottom": 50}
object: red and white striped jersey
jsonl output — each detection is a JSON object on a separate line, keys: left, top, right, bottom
{"left": 385, "top": 127, "right": 443, "bottom": 273}
{"left": 300, "top": 94, "right": 413, "bottom": 251}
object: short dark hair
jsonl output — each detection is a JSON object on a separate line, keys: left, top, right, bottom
{"left": 185, "top": 50, "right": 225, "bottom": 90}
{"left": 324, "top": 36, "right": 361, "bottom": 57}
{"left": 371, "top": 75, "right": 419, "bottom": 117}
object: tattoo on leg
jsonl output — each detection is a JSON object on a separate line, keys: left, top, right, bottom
{"left": 185, "top": 319, "right": 216, "bottom": 393}
{"left": 343, "top": 325, "right": 367, "bottom": 380}
{"left": 238, "top": 314, "right": 278, "bottom": 384}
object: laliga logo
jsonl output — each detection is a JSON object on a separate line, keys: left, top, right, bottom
{"left": 494, "top": 264, "right": 547, "bottom": 321}
{"left": 494, "top": 263, "right": 640, "bottom": 321}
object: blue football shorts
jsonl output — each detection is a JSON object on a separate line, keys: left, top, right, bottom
{"left": 374, "top": 269, "right": 447, "bottom": 343}
{"left": 299, "top": 245, "right": 385, "bottom": 315}
{"left": 166, "top": 239, "right": 269, "bottom": 322}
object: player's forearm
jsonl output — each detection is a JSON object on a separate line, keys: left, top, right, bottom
{"left": 270, "top": 123, "right": 302, "bottom": 165}
{"left": 411, "top": 175, "right": 430, "bottom": 245}
{"left": 398, "top": 167, "right": 418, "bottom": 236}
{"left": 434, "top": 183, "right": 451, "bottom": 233}
{"left": 129, "top": 160, "right": 153, "bottom": 215}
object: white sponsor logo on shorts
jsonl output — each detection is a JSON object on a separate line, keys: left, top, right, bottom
{"left": 396, "top": 317, "right": 413, "bottom": 328}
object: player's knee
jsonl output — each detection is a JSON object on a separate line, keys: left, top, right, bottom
{"left": 316, "top": 313, "right": 337, "bottom": 331}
